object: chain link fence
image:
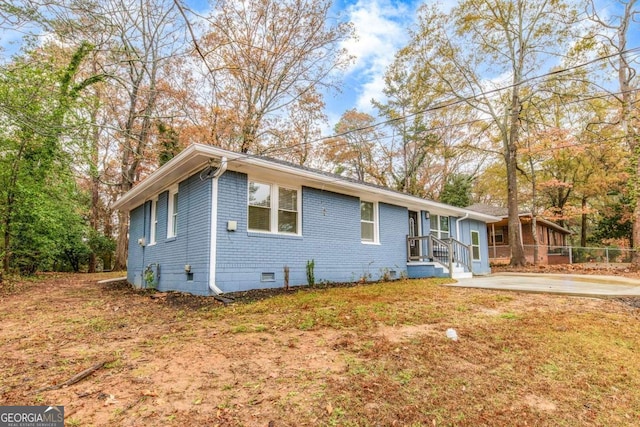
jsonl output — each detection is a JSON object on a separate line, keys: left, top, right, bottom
{"left": 525, "top": 245, "right": 635, "bottom": 264}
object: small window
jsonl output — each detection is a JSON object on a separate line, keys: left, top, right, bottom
{"left": 471, "top": 230, "right": 481, "bottom": 261}
{"left": 261, "top": 272, "right": 276, "bottom": 282}
{"left": 430, "top": 215, "right": 450, "bottom": 239}
{"left": 149, "top": 198, "right": 158, "bottom": 244}
{"left": 167, "top": 187, "right": 179, "bottom": 238}
{"left": 248, "top": 180, "right": 299, "bottom": 234}
{"left": 361, "top": 201, "right": 377, "bottom": 243}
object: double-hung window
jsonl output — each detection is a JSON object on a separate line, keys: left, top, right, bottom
{"left": 167, "top": 186, "right": 179, "bottom": 238}
{"left": 277, "top": 187, "right": 298, "bottom": 233}
{"left": 471, "top": 230, "right": 481, "bottom": 260}
{"left": 149, "top": 198, "right": 158, "bottom": 244}
{"left": 491, "top": 228, "right": 504, "bottom": 244}
{"left": 360, "top": 200, "right": 378, "bottom": 243}
{"left": 430, "top": 215, "right": 450, "bottom": 239}
{"left": 248, "top": 181, "right": 299, "bottom": 234}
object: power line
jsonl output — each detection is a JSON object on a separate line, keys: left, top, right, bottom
{"left": 251, "top": 46, "right": 640, "bottom": 160}
{"left": 252, "top": 86, "right": 640, "bottom": 166}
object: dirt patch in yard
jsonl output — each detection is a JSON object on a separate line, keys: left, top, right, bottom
{"left": 1, "top": 272, "right": 639, "bottom": 426}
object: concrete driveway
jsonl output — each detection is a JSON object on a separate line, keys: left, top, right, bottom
{"left": 448, "top": 273, "right": 640, "bottom": 297}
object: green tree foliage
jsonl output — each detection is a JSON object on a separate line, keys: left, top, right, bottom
{"left": 591, "top": 194, "right": 633, "bottom": 247}
{"left": 157, "top": 122, "right": 182, "bottom": 166}
{"left": 0, "top": 44, "right": 103, "bottom": 275}
{"left": 439, "top": 174, "right": 472, "bottom": 208}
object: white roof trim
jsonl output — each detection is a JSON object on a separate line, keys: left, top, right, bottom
{"left": 112, "top": 144, "right": 501, "bottom": 223}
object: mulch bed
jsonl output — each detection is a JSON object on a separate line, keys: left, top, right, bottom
{"left": 100, "top": 270, "right": 640, "bottom": 310}
{"left": 100, "top": 278, "right": 386, "bottom": 307}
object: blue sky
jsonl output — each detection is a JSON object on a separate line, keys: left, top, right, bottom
{"left": 177, "top": 0, "right": 425, "bottom": 130}
{"left": 324, "top": 0, "right": 422, "bottom": 126}
{"left": 2, "top": 0, "right": 638, "bottom": 133}
{"left": 324, "top": 0, "right": 639, "bottom": 132}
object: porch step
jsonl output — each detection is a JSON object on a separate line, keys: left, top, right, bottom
{"left": 406, "top": 261, "right": 472, "bottom": 279}
{"left": 439, "top": 264, "right": 473, "bottom": 279}
{"left": 451, "top": 271, "right": 473, "bottom": 279}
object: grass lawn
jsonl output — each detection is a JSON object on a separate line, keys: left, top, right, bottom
{"left": 1, "top": 273, "right": 639, "bottom": 426}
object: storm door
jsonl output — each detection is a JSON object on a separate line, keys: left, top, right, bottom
{"left": 408, "top": 211, "right": 421, "bottom": 260}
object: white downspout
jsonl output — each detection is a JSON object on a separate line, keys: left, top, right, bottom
{"left": 209, "top": 157, "right": 227, "bottom": 294}
{"left": 455, "top": 213, "right": 470, "bottom": 240}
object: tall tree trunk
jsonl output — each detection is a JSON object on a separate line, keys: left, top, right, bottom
{"left": 506, "top": 150, "right": 526, "bottom": 266}
{"left": 112, "top": 50, "right": 159, "bottom": 271}
{"left": 2, "top": 216, "right": 11, "bottom": 274}
{"left": 507, "top": 87, "right": 526, "bottom": 266}
{"left": 528, "top": 155, "right": 539, "bottom": 265}
{"left": 88, "top": 86, "right": 101, "bottom": 273}
{"left": 88, "top": 176, "right": 99, "bottom": 273}
{"left": 114, "top": 211, "right": 130, "bottom": 271}
{"left": 581, "top": 196, "right": 588, "bottom": 247}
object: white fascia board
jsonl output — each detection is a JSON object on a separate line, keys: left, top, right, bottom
{"left": 111, "top": 145, "right": 220, "bottom": 211}
{"left": 112, "top": 144, "right": 502, "bottom": 223}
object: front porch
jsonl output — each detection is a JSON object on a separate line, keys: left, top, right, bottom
{"left": 406, "top": 235, "right": 473, "bottom": 279}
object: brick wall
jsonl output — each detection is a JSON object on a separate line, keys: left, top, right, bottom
{"left": 127, "top": 172, "right": 212, "bottom": 295}
{"left": 214, "top": 171, "right": 409, "bottom": 292}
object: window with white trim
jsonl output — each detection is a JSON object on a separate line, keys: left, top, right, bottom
{"left": 248, "top": 180, "right": 299, "bottom": 234}
{"left": 430, "top": 215, "right": 450, "bottom": 239}
{"left": 149, "top": 198, "right": 158, "bottom": 244}
{"left": 491, "top": 227, "right": 504, "bottom": 244}
{"left": 360, "top": 200, "right": 378, "bottom": 243}
{"left": 167, "top": 187, "right": 179, "bottom": 238}
{"left": 471, "top": 230, "right": 481, "bottom": 261}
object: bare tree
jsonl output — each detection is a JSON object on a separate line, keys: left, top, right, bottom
{"left": 322, "top": 109, "right": 389, "bottom": 185}
{"left": 400, "top": 0, "right": 579, "bottom": 266}
{"left": 196, "top": 0, "right": 353, "bottom": 154}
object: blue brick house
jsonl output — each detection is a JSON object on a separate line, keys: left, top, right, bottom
{"left": 112, "top": 144, "right": 499, "bottom": 295}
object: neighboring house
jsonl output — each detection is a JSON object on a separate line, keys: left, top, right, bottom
{"left": 112, "top": 144, "right": 500, "bottom": 295}
{"left": 466, "top": 203, "right": 572, "bottom": 265}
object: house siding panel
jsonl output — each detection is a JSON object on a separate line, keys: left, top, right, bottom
{"left": 127, "top": 204, "right": 146, "bottom": 287}
{"left": 457, "top": 219, "right": 491, "bottom": 274}
{"left": 127, "top": 172, "right": 212, "bottom": 295}
{"left": 214, "top": 171, "right": 408, "bottom": 292}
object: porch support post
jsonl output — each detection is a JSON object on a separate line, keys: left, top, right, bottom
{"left": 448, "top": 240, "right": 454, "bottom": 278}
{"left": 428, "top": 235, "right": 434, "bottom": 260}
{"left": 492, "top": 224, "right": 496, "bottom": 258}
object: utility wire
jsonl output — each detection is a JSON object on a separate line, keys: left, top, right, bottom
{"left": 252, "top": 86, "right": 640, "bottom": 165}
{"left": 249, "top": 46, "right": 640, "bottom": 160}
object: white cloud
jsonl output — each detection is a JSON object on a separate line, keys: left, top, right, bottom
{"left": 339, "top": 0, "right": 417, "bottom": 114}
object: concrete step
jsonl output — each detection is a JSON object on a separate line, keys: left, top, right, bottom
{"left": 451, "top": 271, "right": 473, "bottom": 279}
